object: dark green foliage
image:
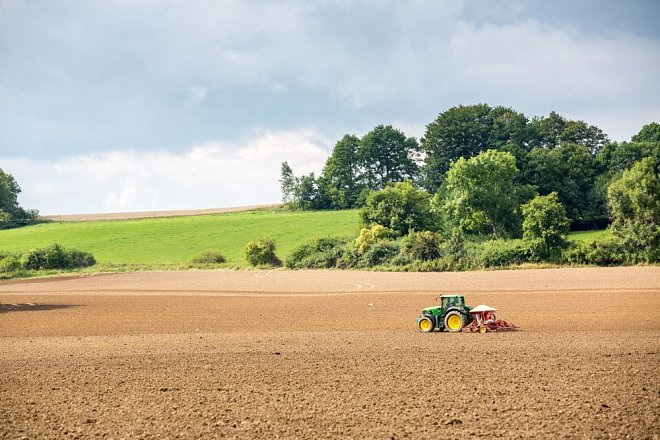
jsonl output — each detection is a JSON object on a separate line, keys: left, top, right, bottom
{"left": 562, "top": 239, "right": 626, "bottom": 266}
{"left": 607, "top": 158, "right": 660, "bottom": 262}
{"left": 360, "top": 182, "right": 435, "bottom": 235}
{"left": 319, "top": 134, "right": 363, "bottom": 209}
{"left": 406, "top": 231, "right": 443, "bottom": 261}
{"left": 285, "top": 237, "right": 350, "bottom": 269}
{"left": 21, "top": 244, "right": 96, "bottom": 270}
{"left": 191, "top": 251, "right": 226, "bottom": 265}
{"left": 67, "top": 250, "right": 96, "bottom": 268}
{"left": 632, "top": 122, "right": 660, "bottom": 143}
{"left": 433, "top": 150, "right": 534, "bottom": 238}
{"left": 358, "top": 241, "right": 399, "bottom": 267}
{"left": 476, "top": 239, "right": 530, "bottom": 268}
{"left": 0, "top": 168, "right": 39, "bottom": 229}
{"left": 528, "top": 111, "right": 608, "bottom": 154}
{"left": 522, "top": 192, "right": 570, "bottom": 261}
{"left": 421, "top": 103, "right": 502, "bottom": 191}
{"left": 245, "top": 239, "right": 282, "bottom": 267}
{"left": 523, "top": 143, "right": 598, "bottom": 222}
{"left": 358, "top": 125, "right": 420, "bottom": 190}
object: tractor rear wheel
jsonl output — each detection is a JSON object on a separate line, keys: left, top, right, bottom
{"left": 418, "top": 316, "right": 435, "bottom": 333}
{"left": 444, "top": 311, "right": 465, "bottom": 332}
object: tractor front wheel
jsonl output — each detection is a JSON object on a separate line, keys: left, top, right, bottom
{"left": 444, "top": 311, "right": 465, "bottom": 332}
{"left": 417, "top": 316, "right": 435, "bottom": 333}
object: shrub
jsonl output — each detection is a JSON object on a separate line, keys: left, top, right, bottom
{"left": 245, "top": 239, "right": 281, "bottom": 267}
{"left": 409, "top": 231, "right": 443, "bottom": 261}
{"left": 68, "top": 250, "right": 96, "bottom": 268}
{"left": 21, "top": 244, "right": 96, "bottom": 270}
{"left": 354, "top": 224, "right": 394, "bottom": 253}
{"left": 285, "top": 237, "right": 349, "bottom": 269}
{"left": 22, "top": 247, "right": 51, "bottom": 270}
{"left": 191, "top": 251, "right": 226, "bottom": 265}
{"left": 358, "top": 241, "right": 399, "bottom": 267}
{"left": 476, "top": 239, "right": 530, "bottom": 268}
{"left": 562, "top": 238, "right": 626, "bottom": 266}
{"left": 0, "top": 255, "right": 22, "bottom": 274}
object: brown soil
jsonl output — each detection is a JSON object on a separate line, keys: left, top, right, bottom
{"left": 1, "top": 267, "right": 658, "bottom": 439}
{"left": 41, "top": 203, "right": 282, "bottom": 222}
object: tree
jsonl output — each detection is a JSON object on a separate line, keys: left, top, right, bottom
{"left": 279, "top": 162, "right": 296, "bottom": 205}
{"left": 421, "top": 103, "right": 495, "bottom": 191}
{"left": 360, "top": 181, "right": 435, "bottom": 236}
{"left": 420, "top": 104, "right": 532, "bottom": 192}
{"left": 523, "top": 143, "right": 598, "bottom": 223}
{"left": 631, "top": 122, "right": 660, "bottom": 143}
{"left": 0, "top": 168, "right": 38, "bottom": 229}
{"left": 607, "top": 158, "right": 660, "bottom": 262}
{"left": 319, "top": 134, "right": 363, "bottom": 209}
{"left": 432, "top": 150, "right": 534, "bottom": 239}
{"left": 358, "top": 125, "right": 420, "bottom": 190}
{"left": 279, "top": 162, "right": 323, "bottom": 210}
{"left": 521, "top": 192, "right": 570, "bottom": 260}
{"left": 528, "top": 111, "right": 608, "bottom": 154}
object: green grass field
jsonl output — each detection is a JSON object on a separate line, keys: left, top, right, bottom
{"left": 567, "top": 229, "right": 610, "bottom": 242}
{"left": 0, "top": 209, "right": 360, "bottom": 267}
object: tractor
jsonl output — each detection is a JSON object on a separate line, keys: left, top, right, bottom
{"left": 416, "top": 294, "right": 473, "bottom": 333}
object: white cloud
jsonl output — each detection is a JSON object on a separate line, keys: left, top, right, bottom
{"left": 3, "top": 129, "right": 331, "bottom": 215}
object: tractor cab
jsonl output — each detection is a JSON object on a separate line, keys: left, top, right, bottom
{"left": 440, "top": 294, "right": 468, "bottom": 311}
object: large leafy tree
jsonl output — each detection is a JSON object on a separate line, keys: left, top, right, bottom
{"left": 432, "top": 150, "right": 534, "bottom": 239}
{"left": 607, "top": 158, "right": 660, "bottom": 262}
{"left": 522, "top": 192, "right": 570, "bottom": 260}
{"left": 319, "top": 134, "right": 363, "bottom": 209}
{"left": 523, "top": 143, "right": 598, "bottom": 223}
{"left": 360, "top": 181, "right": 434, "bottom": 235}
{"left": 358, "top": 125, "right": 420, "bottom": 190}
{"left": 528, "top": 111, "right": 608, "bottom": 154}
{"left": 420, "top": 104, "right": 531, "bottom": 191}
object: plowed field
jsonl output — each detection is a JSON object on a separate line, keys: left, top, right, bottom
{"left": 1, "top": 267, "right": 659, "bottom": 439}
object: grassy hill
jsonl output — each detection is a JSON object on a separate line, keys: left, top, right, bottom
{"left": 0, "top": 209, "right": 360, "bottom": 268}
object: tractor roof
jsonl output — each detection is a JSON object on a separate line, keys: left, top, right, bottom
{"left": 470, "top": 304, "right": 497, "bottom": 313}
{"left": 440, "top": 294, "right": 463, "bottom": 298}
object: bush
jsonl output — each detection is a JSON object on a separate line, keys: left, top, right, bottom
{"left": 358, "top": 241, "right": 399, "bottom": 267}
{"left": 245, "top": 239, "right": 281, "bottom": 267}
{"left": 68, "top": 250, "right": 96, "bottom": 268}
{"left": 0, "top": 255, "right": 22, "bottom": 274}
{"left": 191, "top": 251, "right": 226, "bottom": 265}
{"left": 476, "top": 239, "right": 530, "bottom": 268}
{"left": 21, "top": 244, "right": 96, "bottom": 270}
{"left": 409, "top": 231, "right": 443, "bottom": 261}
{"left": 285, "top": 237, "right": 350, "bottom": 269}
{"left": 354, "top": 224, "right": 394, "bottom": 253}
{"left": 562, "top": 238, "right": 626, "bottom": 266}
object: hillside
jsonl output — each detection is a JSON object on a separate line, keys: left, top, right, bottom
{"left": 0, "top": 209, "right": 360, "bottom": 267}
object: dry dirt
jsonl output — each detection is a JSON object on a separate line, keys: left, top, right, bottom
{"left": 1, "top": 267, "right": 658, "bottom": 439}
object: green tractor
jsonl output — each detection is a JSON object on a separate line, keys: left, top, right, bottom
{"left": 416, "top": 294, "right": 473, "bottom": 333}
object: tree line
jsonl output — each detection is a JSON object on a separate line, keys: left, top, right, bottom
{"left": 0, "top": 168, "right": 39, "bottom": 229}
{"left": 281, "top": 103, "right": 659, "bottom": 232}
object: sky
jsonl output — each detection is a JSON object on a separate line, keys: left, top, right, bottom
{"left": 1, "top": 0, "right": 659, "bottom": 215}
